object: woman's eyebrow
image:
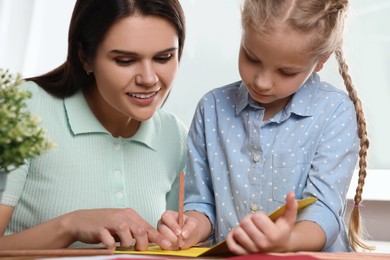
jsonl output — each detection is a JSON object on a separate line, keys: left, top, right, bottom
{"left": 110, "top": 47, "right": 178, "bottom": 56}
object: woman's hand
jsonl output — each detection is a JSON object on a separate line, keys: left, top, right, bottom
{"left": 157, "top": 210, "right": 211, "bottom": 250}
{"left": 65, "top": 208, "right": 171, "bottom": 250}
{"left": 226, "top": 192, "right": 298, "bottom": 254}
{"left": 0, "top": 206, "right": 171, "bottom": 250}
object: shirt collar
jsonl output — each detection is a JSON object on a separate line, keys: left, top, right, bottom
{"left": 235, "top": 73, "right": 320, "bottom": 120}
{"left": 64, "top": 90, "right": 159, "bottom": 150}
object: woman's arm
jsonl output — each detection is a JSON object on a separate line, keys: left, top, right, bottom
{"left": 0, "top": 204, "right": 75, "bottom": 249}
{"left": 0, "top": 206, "right": 170, "bottom": 250}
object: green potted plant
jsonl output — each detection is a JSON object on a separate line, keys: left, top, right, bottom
{"left": 0, "top": 68, "right": 53, "bottom": 193}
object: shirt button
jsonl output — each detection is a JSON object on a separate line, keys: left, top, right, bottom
{"left": 253, "top": 155, "right": 260, "bottom": 162}
{"left": 116, "top": 192, "right": 124, "bottom": 199}
{"left": 114, "top": 143, "right": 121, "bottom": 150}
{"left": 250, "top": 204, "right": 258, "bottom": 212}
{"left": 114, "top": 170, "right": 121, "bottom": 177}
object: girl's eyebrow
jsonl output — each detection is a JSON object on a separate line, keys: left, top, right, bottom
{"left": 241, "top": 43, "right": 252, "bottom": 56}
{"left": 110, "top": 47, "right": 178, "bottom": 56}
{"left": 242, "top": 43, "right": 305, "bottom": 71}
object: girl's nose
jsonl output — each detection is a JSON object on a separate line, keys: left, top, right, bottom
{"left": 254, "top": 72, "right": 273, "bottom": 91}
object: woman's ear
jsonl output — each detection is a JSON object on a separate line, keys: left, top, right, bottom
{"left": 314, "top": 53, "right": 331, "bottom": 72}
{"left": 78, "top": 43, "right": 92, "bottom": 73}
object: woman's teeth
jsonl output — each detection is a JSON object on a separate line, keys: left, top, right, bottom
{"left": 129, "top": 92, "right": 155, "bottom": 99}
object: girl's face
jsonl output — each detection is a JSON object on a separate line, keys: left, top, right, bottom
{"left": 83, "top": 15, "right": 179, "bottom": 132}
{"left": 239, "top": 27, "right": 325, "bottom": 119}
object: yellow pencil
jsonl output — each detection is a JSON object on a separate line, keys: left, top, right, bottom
{"left": 178, "top": 171, "right": 184, "bottom": 249}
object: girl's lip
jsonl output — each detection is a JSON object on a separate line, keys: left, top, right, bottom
{"left": 251, "top": 88, "right": 270, "bottom": 98}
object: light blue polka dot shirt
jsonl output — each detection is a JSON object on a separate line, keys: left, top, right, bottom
{"left": 184, "top": 72, "right": 359, "bottom": 252}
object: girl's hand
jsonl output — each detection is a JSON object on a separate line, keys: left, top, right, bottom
{"left": 226, "top": 192, "right": 298, "bottom": 254}
{"left": 157, "top": 210, "right": 210, "bottom": 250}
{"left": 66, "top": 208, "right": 171, "bottom": 250}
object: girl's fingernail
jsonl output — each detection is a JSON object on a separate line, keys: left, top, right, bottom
{"left": 182, "top": 230, "right": 189, "bottom": 239}
{"left": 161, "top": 239, "right": 172, "bottom": 248}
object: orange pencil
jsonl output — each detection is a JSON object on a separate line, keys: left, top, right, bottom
{"left": 178, "top": 171, "right": 185, "bottom": 249}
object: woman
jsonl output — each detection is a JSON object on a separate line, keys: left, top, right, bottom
{"left": 0, "top": 0, "right": 186, "bottom": 250}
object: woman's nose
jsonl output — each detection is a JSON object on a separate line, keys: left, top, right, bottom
{"left": 135, "top": 62, "right": 158, "bottom": 87}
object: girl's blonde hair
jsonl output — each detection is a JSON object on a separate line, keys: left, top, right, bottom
{"left": 241, "top": 0, "right": 372, "bottom": 252}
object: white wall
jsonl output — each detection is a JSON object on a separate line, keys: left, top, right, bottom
{"left": 0, "top": 0, "right": 389, "bottom": 170}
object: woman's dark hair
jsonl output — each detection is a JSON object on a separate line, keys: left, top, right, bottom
{"left": 27, "top": 0, "right": 186, "bottom": 98}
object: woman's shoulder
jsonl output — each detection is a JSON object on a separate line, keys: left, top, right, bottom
{"left": 19, "top": 80, "right": 55, "bottom": 100}
{"left": 155, "top": 109, "right": 188, "bottom": 133}
{"left": 18, "top": 80, "right": 63, "bottom": 116}
{"left": 18, "top": 81, "right": 46, "bottom": 108}
{"left": 19, "top": 80, "right": 40, "bottom": 93}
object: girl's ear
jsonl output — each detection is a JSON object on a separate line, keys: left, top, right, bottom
{"left": 314, "top": 53, "right": 331, "bottom": 72}
{"left": 78, "top": 43, "right": 92, "bottom": 73}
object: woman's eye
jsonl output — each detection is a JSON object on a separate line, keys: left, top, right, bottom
{"left": 154, "top": 54, "right": 173, "bottom": 63}
{"left": 115, "top": 59, "right": 135, "bottom": 66}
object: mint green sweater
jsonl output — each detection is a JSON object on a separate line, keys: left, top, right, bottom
{"left": 1, "top": 81, "right": 187, "bottom": 247}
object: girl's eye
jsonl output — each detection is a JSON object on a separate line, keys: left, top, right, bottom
{"left": 280, "top": 71, "right": 298, "bottom": 77}
{"left": 246, "top": 53, "right": 260, "bottom": 64}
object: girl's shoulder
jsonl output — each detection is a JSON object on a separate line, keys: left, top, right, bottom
{"left": 311, "top": 73, "right": 350, "bottom": 98}
{"left": 307, "top": 73, "right": 354, "bottom": 106}
{"left": 199, "top": 80, "right": 242, "bottom": 104}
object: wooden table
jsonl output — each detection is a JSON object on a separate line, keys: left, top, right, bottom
{"left": 276, "top": 251, "right": 390, "bottom": 259}
{"left": 1, "top": 249, "right": 390, "bottom": 260}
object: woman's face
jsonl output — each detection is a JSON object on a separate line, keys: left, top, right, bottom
{"left": 84, "top": 15, "right": 179, "bottom": 126}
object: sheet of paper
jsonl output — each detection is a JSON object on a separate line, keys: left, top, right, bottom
{"left": 115, "top": 197, "right": 317, "bottom": 257}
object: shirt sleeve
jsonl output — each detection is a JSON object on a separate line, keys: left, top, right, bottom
{"left": 0, "top": 162, "right": 29, "bottom": 206}
{"left": 165, "top": 115, "right": 188, "bottom": 211}
{"left": 184, "top": 96, "right": 216, "bottom": 233}
{"left": 1, "top": 82, "right": 42, "bottom": 206}
{"left": 297, "top": 97, "right": 359, "bottom": 250}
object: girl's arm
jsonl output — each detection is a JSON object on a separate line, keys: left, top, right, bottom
{"left": 287, "top": 220, "right": 326, "bottom": 252}
{"left": 157, "top": 209, "right": 212, "bottom": 250}
{"left": 226, "top": 192, "right": 326, "bottom": 254}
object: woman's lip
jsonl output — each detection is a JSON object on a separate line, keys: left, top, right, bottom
{"left": 127, "top": 91, "right": 158, "bottom": 106}
{"left": 127, "top": 88, "right": 161, "bottom": 98}
{"left": 128, "top": 91, "right": 157, "bottom": 99}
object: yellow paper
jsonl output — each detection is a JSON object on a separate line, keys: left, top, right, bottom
{"left": 115, "top": 245, "right": 210, "bottom": 257}
{"left": 115, "top": 197, "right": 317, "bottom": 257}
{"left": 268, "top": 196, "right": 317, "bottom": 221}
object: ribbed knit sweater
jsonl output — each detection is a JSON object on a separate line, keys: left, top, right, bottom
{"left": 0, "top": 81, "right": 188, "bottom": 247}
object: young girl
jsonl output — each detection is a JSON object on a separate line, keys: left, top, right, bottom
{"left": 157, "top": 0, "right": 371, "bottom": 254}
{"left": 0, "top": 0, "right": 186, "bottom": 250}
